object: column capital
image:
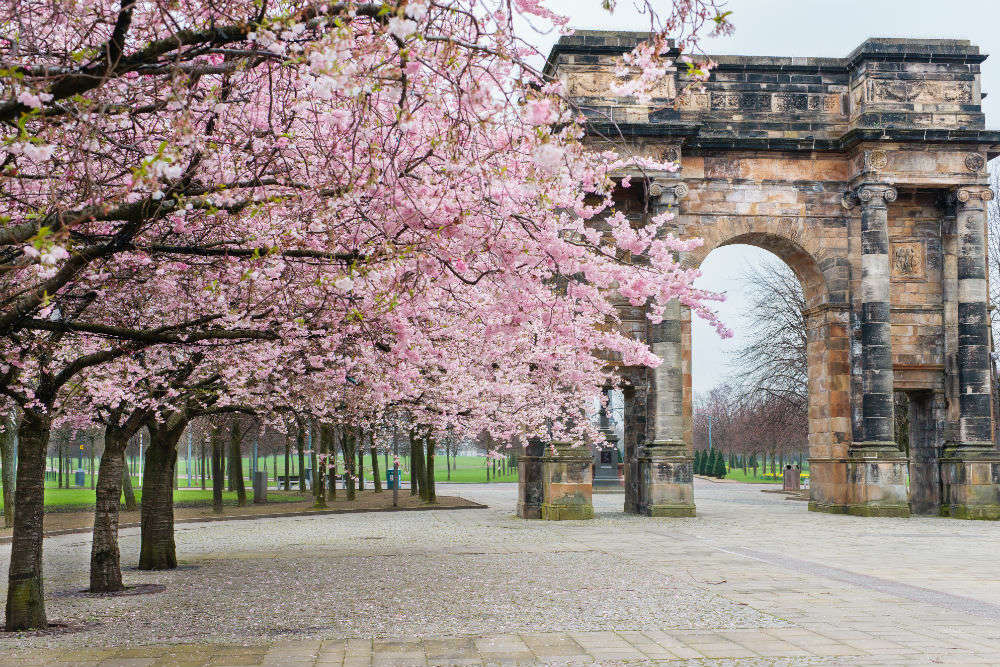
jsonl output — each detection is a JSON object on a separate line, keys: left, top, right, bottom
{"left": 954, "top": 185, "right": 994, "bottom": 206}
{"left": 648, "top": 180, "right": 688, "bottom": 202}
{"left": 841, "top": 184, "right": 897, "bottom": 210}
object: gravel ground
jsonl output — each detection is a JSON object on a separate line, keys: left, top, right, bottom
{"left": 1, "top": 481, "right": 789, "bottom": 649}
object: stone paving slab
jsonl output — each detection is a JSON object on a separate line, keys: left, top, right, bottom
{"left": 5, "top": 628, "right": 1000, "bottom": 666}
{"left": 6, "top": 482, "right": 1000, "bottom": 665}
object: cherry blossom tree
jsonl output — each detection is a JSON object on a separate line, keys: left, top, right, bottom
{"left": 0, "top": 0, "right": 733, "bottom": 630}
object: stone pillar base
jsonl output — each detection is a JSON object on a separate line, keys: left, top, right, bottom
{"left": 846, "top": 447, "right": 910, "bottom": 517}
{"left": 539, "top": 442, "right": 593, "bottom": 521}
{"left": 540, "top": 502, "right": 595, "bottom": 520}
{"left": 637, "top": 443, "right": 695, "bottom": 518}
{"left": 940, "top": 448, "right": 1000, "bottom": 520}
{"left": 517, "top": 453, "right": 544, "bottom": 519}
{"left": 808, "top": 451, "right": 910, "bottom": 517}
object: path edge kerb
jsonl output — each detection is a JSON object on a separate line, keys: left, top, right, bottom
{"left": 0, "top": 501, "right": 489, "bottom": 544}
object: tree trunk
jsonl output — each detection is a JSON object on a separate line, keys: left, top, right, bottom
{"left": 228, "top": 418, "right": 247, "bottom": 506}
{"left": 90, "top": 429, "right": 129, "bottom": 593}
{"left": 5, "top": 410, "right": 51, "bottom": 630}
{"left": 424, "top": 434, "right": 436, "bottom": 503}
{"left": 1, "top": 410, "right": 17, "bottom": 528}
{"left": 313, "top": 420, "right": 327, "bottom": 508}
{"left": 343, "top": 428, "right": 356, "bottom": 501}
{"left": 121, "top": 458, "right": 137, "bottom": 510}
{"left": 284, "top": 432, "right": 291, "bottom": 491}
{"left": 200, "top": 438, "right": 206, "bottom": 490}
{"left": 57, "top": 437, "right": 63, "bottom": 488}
{"left": 138, "top": 422, "right": 184, "bottom": 570}
{"left": 211, "top": 425, "right": 224, "bottom": 513}
{"left": 410, "top": 430, "right": 425, "bottom": 499}
{"left": 446, "top": 440, "right": 451, "bottom": 481}
{"left": 297, "top": 422, "right": 306, "bottom": 491}
{"left": 357, "top": 430, "right": 365, "bottom": 492}
{"left": 322, "top": 423, "right": 335, "bottom": 501}
{"left": 370, "top": 433, "right": 382, "bottom": 492}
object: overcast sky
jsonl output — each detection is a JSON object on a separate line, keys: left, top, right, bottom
{"left": 528, "top": 1, "right": 1000, "bottom": 396}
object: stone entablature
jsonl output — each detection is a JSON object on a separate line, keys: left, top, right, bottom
{"left": 546, "top": 33, "right": 990, "bottom": 146}
{"left": 516, "top": 33, "right": 1000, "bottom": 521}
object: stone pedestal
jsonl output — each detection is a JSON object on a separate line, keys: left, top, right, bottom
{"left": 940, "top": 449, "right": 1000, "bottom": 520}
{"left": 809, "top": 451, "right": 909, "bottom": 516}
{"left": 845, "top": 451, "right": 910, "bottom": 517}
{"left": 593, "top": 447, "right": 623, "bottom": 491}
{"left": 637, "top": 444, "right": 695, "bottom": 517}
{"left": 517, "top": 447, "right": 544, "bottom": 519}
{"left": 540, "top": 442, "right": 594, "bottom": 520}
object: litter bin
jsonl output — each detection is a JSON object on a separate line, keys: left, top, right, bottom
{"left": 385, "top": 469, "right": 399, "bottom": 490}
{"left": 74, "top": 470, "right": 86, "bottom": 487}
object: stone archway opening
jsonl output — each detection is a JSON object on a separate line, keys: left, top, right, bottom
{"left": 679, "top": 233, "right": 845, "bottom": 513}
{"left": 688, "top": 243, "right": 811, "bottom": 486}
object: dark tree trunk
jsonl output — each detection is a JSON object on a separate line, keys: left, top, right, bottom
{"left": 297, "top": 422, "right": 306, "bottom": 491}
{"left": 357, "top": 430, "right": 365, "bottom": 492}
{"left": 138, "top": 422, "right": 184, "bottom": 570}
{"left": 57, "top": 437, "right": 63, "bottom": 488}
{"left": 328, "top": 425, "right": 337, "bottom": 500}
{"left": 370, "top": 433, "right": 382, "bottom": 492}
{"left": 1, "top": 410, "right": 17, "bottom": 529}
{"left": 343, "top": 428, "right": 356, "bottom": 500}
{"left": 228, "top": 418, "right": 247, "bottom": 505}
{"left": 313, "top": 420, "right": 327, "bottom": 508}
{"left": 90, "top": 429, "right": 129, "bottom": 593}
{"left": 211, "top": 425, "right": 224, "bottom": 513}
{"left": 424, "top": 434, "right": 436, "bottom": 503}
{"left": 5, "top": 410, "right": 51, "bottom": 630}
{"left": 200, "top": 438, "right": 206, "bottom": 490}
{"left": 410, "top": 430, "right": 425, "bottom": 499}
{"left": 121, "top": 458, "right": 137, "bottom": 511}
{"left": 284, "top": 432, "right": 291, "bottom": 491}
{"left": 322, "top": 423, "right": 335, "bottom": 501}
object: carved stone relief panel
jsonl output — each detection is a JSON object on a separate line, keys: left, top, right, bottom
{"left": 890, "top": 241, "right": 926, "bottom": 282}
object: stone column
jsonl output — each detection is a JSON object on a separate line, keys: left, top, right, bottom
{"left": 635, "top": 181, "right": 695, "bottom": 517}
{"left": 940, "top": 185, "right": 1000, "bottom": 519}
{"left": 855, "top": 183, "right": 898, "bottom": 448}
{"left": 516, "top": 438, "right": 544, "bottom": 519}
{"left": 840, "top": 183, "right": 909, "bottom": 516}
{"left": 953, "top": 186, "right": 994, "bottom": 447}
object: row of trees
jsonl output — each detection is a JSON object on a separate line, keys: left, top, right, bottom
{"left": 693, "top": 447, "right": 726, "bottom": 478}
{"left": 0, "top": 0, "right": 734, "bottom": 630}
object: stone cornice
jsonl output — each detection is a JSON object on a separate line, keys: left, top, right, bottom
{"left": 584, "top": 123, "right": 1000, "bottom": 152}
{"left": 545, "top": 34, "right": 985, "bottom": 78}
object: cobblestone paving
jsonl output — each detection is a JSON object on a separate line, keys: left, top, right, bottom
{"left": 3, "top": 480, "right": 1000, "bottom": 665}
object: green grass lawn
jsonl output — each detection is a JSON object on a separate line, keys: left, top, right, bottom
{"left": 721, "top": 467, "right": 808, "bottom": 485}
{"left": 46, "top": 453, "right": 518, "bottom": 488}
{"left": 2, "top": 482, "right": 309, "bottom": 512}
{"left": 22, "top": 454, "right": 515, "bottom": 510}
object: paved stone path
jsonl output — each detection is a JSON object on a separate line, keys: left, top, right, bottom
{"left": 3, "top": 480, "right": 1000, "bottom": 665}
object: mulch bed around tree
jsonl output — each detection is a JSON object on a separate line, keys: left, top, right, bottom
{"left": 50, "top": 584, "right": 167, "bottom": 599}
{"left": 0, "top": 490, "right": 485, "bottom": 542}
{"left": 0, "top": 621, "right": 101, "bottom": 637}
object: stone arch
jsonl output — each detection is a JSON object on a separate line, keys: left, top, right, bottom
{"left": 682, "top": 231, "right": 853, "bottom": 510}
{"left": 520, "top": 32, "right": 1000, "bottom": 521}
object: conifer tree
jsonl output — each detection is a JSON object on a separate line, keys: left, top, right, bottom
{"left": 715, "top": 450, "right": 727, "bottom": 478}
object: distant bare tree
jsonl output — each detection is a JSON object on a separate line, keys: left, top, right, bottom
{"left": 731, "top": 257, "right": 808, "bottom": 410}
